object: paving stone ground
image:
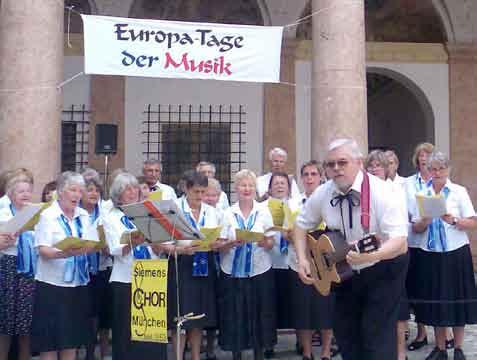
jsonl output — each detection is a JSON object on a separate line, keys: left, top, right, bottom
{"left": 77, "top": 319, "right": 477, "bottom": 359}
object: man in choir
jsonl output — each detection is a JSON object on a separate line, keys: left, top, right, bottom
{"left": 256, "top": 148, "right": 300, "bottom": 200}
{"left": 142, "top": 159, "right": 177, "bottom": 200}
{"left": 294, "top": 139, "right": 408, "bottom": 360}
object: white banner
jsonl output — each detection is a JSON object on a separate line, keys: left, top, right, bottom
{"left": 81, "top": 15, "right": 283, "bottom": 83}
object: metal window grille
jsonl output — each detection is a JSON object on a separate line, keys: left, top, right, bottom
{"left": 142, "top": 104, "right": 246, "bottom": 198}
{"left": 61, "top": 104, "right": 90, "bottom": 172}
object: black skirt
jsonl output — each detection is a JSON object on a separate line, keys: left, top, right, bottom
{"left": 0, "top": 255, "right": 36, "bottom": 336}
{"left": 31, "top": 281, "right": 92, "bottom": 353}
{"left": 274, "top": 268, "right": 292, "bottom": 329}
{"left": 218, "top": 269, "right": 277, "bottom": 352}
{"left": 288, "top": 269, "right": 334, "bottom": 330}
{"left": 413, "top": 245, "right": 477, "bottom": 327}
{"left": 405, "top": 247, "right": 419, "bottom": 309}
{"left": 111, "top": 282, "right": 167, "bottom": 360}
{"left": 89, "top": 268, "right": 113, "bottom": 329}
{"left": 167, "top": 254, "right": 217, "bottom": 330}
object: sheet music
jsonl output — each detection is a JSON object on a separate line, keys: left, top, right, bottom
{"left": 416, "top": 193, "right": 447, "bottom": 218}
{"left": 0, "top": 203, "right": 45, "bottom": 234}
{"left": 120, "top": 200, "right": 204, "bottom": 243}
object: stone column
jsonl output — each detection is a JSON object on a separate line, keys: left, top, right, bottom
{"left": 447, "top": 43, "right": 477, "bottom": 265}
{"left": 311, "top": 0, "right": 367, "bottom": 160}
{"left": 88, "top": 75, "right": 125, "bottom": 175}
{"left": 0, "top": 0, "right": 64, "bottom": 200}
{"left": 263, "top": 39, "right": 297, "bottom": 175}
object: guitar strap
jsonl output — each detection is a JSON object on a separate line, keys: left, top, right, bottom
{"left": 360, "top": 171, "right": 371, "bottom": 234}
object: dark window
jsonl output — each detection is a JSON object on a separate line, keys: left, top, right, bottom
{"left": 61, "top": 105, "right": 90, "bottom": 172}
{"left": 142, "top": 104, "right": 246, "bottom": 198}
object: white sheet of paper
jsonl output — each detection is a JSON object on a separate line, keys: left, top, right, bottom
{"left": 120, "top": 200, "right": 204, "bottom": 242}
{"left": 0, "top": 203, "right": 44, "bottom": 233}
{"left": 416, "top": 194, "right": 447, "bottom": 218}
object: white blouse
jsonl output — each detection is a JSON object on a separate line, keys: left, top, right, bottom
{"left": 176, "top": 197, "right": 220, "bottom": 235}
{"left": 85, "top": 205, "right": 112, "bottom": 270}
{"left": 0, "top": 206, "right": 19, "bottom": 256}
{"left": 267, "top": 197, "right": 301, "bottom": 270}
{"left": 34, "top": 201, "right": 95, "bottom": 287}
{"left": 412, "top": 179, "right": 476, "bottom": 252}
{"left": 103, "top": 206, "right": 158, "bottom": 284}
{"left": 220, "top": 200, "right": 276, "bottom": 277}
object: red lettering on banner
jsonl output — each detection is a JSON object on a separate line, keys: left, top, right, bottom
{"left": 164, "top": 52, "right": 232, "bottom": 76}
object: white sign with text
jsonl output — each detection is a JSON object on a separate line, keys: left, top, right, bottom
{"left": 81, "top": 15, "right": 283, "bottom": 83}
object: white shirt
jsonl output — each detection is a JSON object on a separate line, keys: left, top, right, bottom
{"left": 267, "top": 197, "right": 300, "bottom": 270}
{"left": 0, "top": 195, "right": 11, "bottom": 210}
{"left": 34, "top": 201, "right": 95, "bottom": 287}
{"left": 84, "top": 205, "right": 113, "bottom": 271}
{"left": 0, "top": 205, "right": 19, "bottom": 256}
{"left": 405, "top": 173, "right": 428, "bottom": 248}
{"left": 256, "top": 172, "right": 301, "bottom": 199}
{"left": 152, "top": 181, "right": 177, "bottom": 201}
{"left": 296, "top": 172, "right": 408, "bottom": 269}
{"left": 103, "top": 207, "right": 158, "bottom": 284}
{"left": 412, "top": 179, "right": 476, "bottom": 252}
{"left": 390, "top": 174, "right": 406, "bottom": 189}
{"left": 176, "top": 197, "right": 220, "bottom": 235}
{"left": 220, "top": 200, "right": 276, "bottom": 277}
{"left": 217, "top": 191, "right": 230, "bottom": 212}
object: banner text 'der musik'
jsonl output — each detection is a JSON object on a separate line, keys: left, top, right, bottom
{"left": 81, "top": 15, "right": 283, "bottom": 83}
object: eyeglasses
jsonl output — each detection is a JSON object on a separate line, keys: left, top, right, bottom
{"left": 430, "top": 166, "right": 448, "bottom": 173}
{"left": 325, "top": 160, "right": 349, "bottom": 170}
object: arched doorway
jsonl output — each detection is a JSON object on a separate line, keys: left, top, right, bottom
{"left": 366, "top": 69, "right": 435, "bottom": 175}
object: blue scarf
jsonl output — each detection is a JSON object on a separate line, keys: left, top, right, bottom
{"left": 232, "top": 211, "right": 257, "bottom": 278}
{"left": 182, "top": 199, "right": 208, "bottom": 277}
{"left": 58, "top": 214, "right": 89, "bottom": 285}
{"left": 86, "top": 204, "right": 100, "bottom": 275}
{"left": 426, "top": 183, "right": 450, "bottom": 252}
{"left": 120, "top": 215, "right": 150, "bottom": 259}
{"left": 279, "top": 233, "right": 288, "bottom": 255}
{"left": 10, "top": 205, "right": 37, "bottom": 277}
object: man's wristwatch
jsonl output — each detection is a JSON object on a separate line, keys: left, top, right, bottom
{"left": 451, "top": 217, "right": 458, "bottom": 226}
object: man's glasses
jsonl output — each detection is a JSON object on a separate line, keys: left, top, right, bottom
{"left": 325, "top": 160, "right": 349, "bottom": 169}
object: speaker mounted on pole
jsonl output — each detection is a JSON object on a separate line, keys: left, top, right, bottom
{"left": 95, "top": 123, "right": 118, "bottom": 155}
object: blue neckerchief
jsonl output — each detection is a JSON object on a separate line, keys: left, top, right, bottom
{"left": 10, "top": 204, "right": 37, "bottom": 277}
{"left": 182, "top": 199, "right": 208, "bottom": 277}
{"left": 426, "top": 182, "right": 450, "bottom": 252}
{"left": 416, "top": 173, "right": 424, "bottom": 192}
{"left": 120, "top": 215, "right": 150, "bottom": 259}
{"left": 279, "top": 233, "right": 288, "bottom": 255}
{"left": 232, "top": 211, "right": 257, "bottom": 278}
{"left": 86, "top": 204, "right": 100, "bottom": 275}
{"left": 58, "top": 213, "right": 89, "bottom": 285}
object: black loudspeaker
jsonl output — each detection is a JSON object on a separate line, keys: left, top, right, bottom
{"left": 95, "top": 124, "right": 118, "bottom": 154}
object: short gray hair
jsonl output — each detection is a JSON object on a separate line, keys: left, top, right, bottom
{"left": 207, "top": 178, "right": 222, "bottom": 193}
{"left": 328, "top": 138, "right": 363, "bottom": 159}
{"left": 143, "top": 159, "right": 162, "bottom": 171}
{"left": 234, "top": 169, "right": 257, "bottom": 190}
{"left": 57, "top": 171, "right": 85, "bottom": 194}
{"left": 269, "top": 147, "right": 288, "bottom": 160}
{"left": 427, "top": 151, "right": 450, "bottom": 170}
{"left": 81, "top": 167, "right": 101, "bottom": 182}
{"left": 6, "top": 174, "right": 33, "bottom": 198}
{"left": 196, "top": 161, "right": 216, "bottom": 175}
{"left": 110, "top": 172, "right": 139, "bottom": 207}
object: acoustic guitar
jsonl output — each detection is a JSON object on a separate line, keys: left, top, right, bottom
{"left": 306, "top": 230, "right": 380, "bottom": 296}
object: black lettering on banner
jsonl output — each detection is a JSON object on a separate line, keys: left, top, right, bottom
{"left": 115, "top": 24, "right": 129, "bottom": 40}
{"left": 113, "top": 25, "right": 246, "bottom": 53}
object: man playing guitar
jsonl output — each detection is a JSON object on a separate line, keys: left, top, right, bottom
{"left": 294, "top": 138, "right": 409, "bottom": 360}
